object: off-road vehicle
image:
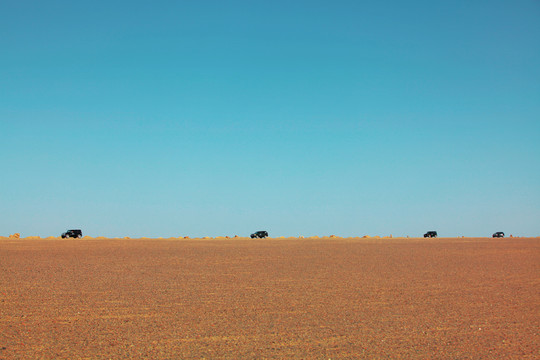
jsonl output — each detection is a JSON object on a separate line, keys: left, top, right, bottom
{"left": 424, "top": 231, "right": 437, "bottom": 238}
{"left": 250, "top": 231, "right": 268, "bottom": 239}
{"left": 61, "top": 229, "right": 82, "bottom": 238}
{"left": 492, "top": 232, "right": 505, "bottom": 238}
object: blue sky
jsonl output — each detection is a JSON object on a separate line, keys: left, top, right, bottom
{"left": 1, "top": 0, "right": 539, "bottom": 238}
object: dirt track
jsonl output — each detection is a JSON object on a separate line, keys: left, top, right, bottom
{"left": 1, "top": 237, "right": 539, "bottom": 359}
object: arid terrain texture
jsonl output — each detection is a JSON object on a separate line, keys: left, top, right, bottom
{"left": 1, "top": 236, "right": 539, "bottom": 359}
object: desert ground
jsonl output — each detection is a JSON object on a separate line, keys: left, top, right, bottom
{"left": 1, "top": 236, "right": 538, "bottom": 359}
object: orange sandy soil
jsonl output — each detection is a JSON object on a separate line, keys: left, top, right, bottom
{"left": 1, "top": 237, "right": 539, "bottom": 359}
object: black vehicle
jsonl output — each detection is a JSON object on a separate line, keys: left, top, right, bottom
{"left": 424, "top": 231, "right": 438, "bottom": 238}
{"left": 492, "top": 232, "right": 505, "bottom": 238}
{"left": 61, "top": 229, "right": 82, "bottom": 239}
{"left": 250, "top": 231, "right": 268, "bottom": 239}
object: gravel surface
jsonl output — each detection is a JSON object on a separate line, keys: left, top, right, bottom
{"left": 1, "top": 237, "right": 539, "bottom": 359}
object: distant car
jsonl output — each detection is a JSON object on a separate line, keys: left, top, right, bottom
{"left": 250, "top": 231, "right": 268, "bottom": 239}
{"left": 424, "top": 231, "right": 438, "bottom": 238}
{"left": 61, "top": 229, "right": 82, "bottom": 239}
{"left": 492, "top": 232, "right": 505, "bottom": 238}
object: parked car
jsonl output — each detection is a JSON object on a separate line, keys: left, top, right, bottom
{"left": 250, "top": 231, "right": 268, "bottom": 239}
{"left": 61, "top": 229, "right": 82, "bottom": 238}
{"left": 492, "top": 232, "right": 505, "bottom": 238}
{"left": 424, "top": 231, "right": 438, "bottom": 238}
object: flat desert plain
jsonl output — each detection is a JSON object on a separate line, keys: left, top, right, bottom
{"left": 1, "top": 237, "right": 539, "bottom": 359}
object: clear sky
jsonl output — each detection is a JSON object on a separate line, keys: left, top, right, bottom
{"left": 1, "top": 0, "right": 539, "bottom": 238}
